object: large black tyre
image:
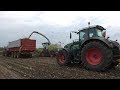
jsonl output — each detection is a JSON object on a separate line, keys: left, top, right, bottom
{"left": 15, "top": 52, "right": 17, "bottom": 58}
{"left": 16, "top": 52, "right": 20, "bottom": 58}
{"left": 81, "top": 41, "right": 113, "bottom": 71}
{"left": 19, "top": 53, "right": 23, "bottom": 58}
{"left": 57, "top": 49, "right": 71, "bottom": 66}
{"left": 109, "top": 47, "right": 120, "bottom": 68}
{"left": 11, "top": 52, "right": 14, "bottom": 58}
{"left": 29, "top": 54, "right": 32, "bottom": 58}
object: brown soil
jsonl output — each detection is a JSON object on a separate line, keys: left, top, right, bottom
{"left": 0, "top": 55, "right": 120, "bottom": 79}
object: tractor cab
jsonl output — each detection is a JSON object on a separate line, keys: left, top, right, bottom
{"left": 42, "top": 42, "right": 49, "bottom": 49}
{"left": 68, "top": 25, "right": 107, "bottom": 62}
{"left": 78, "top": 25, "right": 106, "bottom": 43}
{"left": 70, "top": 25, "right": 106, "bottom": 45}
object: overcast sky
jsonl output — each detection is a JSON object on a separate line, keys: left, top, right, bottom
{"left": 0, "top": 11, "right": 120, "bottom": 48}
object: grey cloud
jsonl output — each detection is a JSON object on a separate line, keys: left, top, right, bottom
{"left": 0, "top": 11, "right": 120, "bottom": 48}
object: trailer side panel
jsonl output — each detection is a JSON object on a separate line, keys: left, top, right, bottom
{"left": 8, "top": 39, "right": 21, "bottom": 48}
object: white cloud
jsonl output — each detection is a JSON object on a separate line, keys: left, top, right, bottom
{"left": 1, "top": 11, "right": 120, "bottom": 27}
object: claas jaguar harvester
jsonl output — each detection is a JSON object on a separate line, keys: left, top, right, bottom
{"left": 57, "top": 24, "right": 120, "bottom": 71}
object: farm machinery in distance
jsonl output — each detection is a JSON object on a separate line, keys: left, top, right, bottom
{"left": 3, "top": 31, "right": 58, "bottom": 58}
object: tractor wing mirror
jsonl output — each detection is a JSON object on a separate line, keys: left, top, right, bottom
{"left": 107, "top": 37, "right": 110, "bottom": 39}
{"left": 70, "top": 32, "right": 72, "bottom": 39}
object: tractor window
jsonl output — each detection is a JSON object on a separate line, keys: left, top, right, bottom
{"left": 80, "top": 31, "right": 87, "bottom": 41}
{"left": 96, "top": 29, "right": 103, "bottom": 37}
{"left": 89, "top": 33, "right": 93, "bottom": 37}
{"left": 89, "top": 28, "right": 103, "bottom": 38}
{"left": 89, "top": 28, "right": 96, "bottom": 38}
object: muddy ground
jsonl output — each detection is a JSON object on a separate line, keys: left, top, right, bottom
{"left": 0, "top": 55, "right": 120, "bottom": 79}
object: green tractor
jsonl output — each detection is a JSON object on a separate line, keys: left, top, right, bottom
{"left": 57, "top": 25, "right": 120, "bottom": 71}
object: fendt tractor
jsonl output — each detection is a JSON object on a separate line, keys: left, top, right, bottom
{"left": 57, "top": 24, "right": 120, "bottom": 71}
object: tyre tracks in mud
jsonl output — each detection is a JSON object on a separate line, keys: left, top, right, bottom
{"left": 0, "top": 57, "right": 61, "bottom": 79}
{"left": 0, "top": 56, "right": 120, "bottom": 79}
{"left": 0, "top": 59, "right": 37, "bottom": 79}
{"left": 0, "top": 61, "right": 26, "bottom": 79}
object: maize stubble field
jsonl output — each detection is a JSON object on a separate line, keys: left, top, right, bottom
{"left": 0, "top": 55, "right": 120, "bottom": 79}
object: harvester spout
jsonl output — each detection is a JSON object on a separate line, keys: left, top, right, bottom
{"left": 28, "top": 31, "right": 51, "bottom": 45}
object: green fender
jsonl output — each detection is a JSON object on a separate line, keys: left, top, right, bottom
{"left": 80, "top": 37, "right": 113, "bottom": 50}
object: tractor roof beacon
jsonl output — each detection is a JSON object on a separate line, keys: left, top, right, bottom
{"left": 57, "top": 24, "right": 120, "bottom": 71}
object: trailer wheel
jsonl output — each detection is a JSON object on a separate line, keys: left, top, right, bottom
{"left": 14, "top": 52, "right": 16, "bottom": 58}
{"left": 11, "top": 52, "right": 14, "bottom": 58}
{"left": 15, "top": 52, "right": 17, "bottom": 58}
{"left": 29, "top": 54, "right": 32, "bottom": 58}
{"left": 16, "top": 52, "right": 20, "bottom": 58}
{"left": 19, "top": 53, "right": 22, "bottom": 58}
{"left": 81, "top": 41, "right": 113, "bottom": 71}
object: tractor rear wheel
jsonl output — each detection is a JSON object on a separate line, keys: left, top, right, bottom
{"left": 81, "top": 41, "right": 113, "bottom": 71}
{"left": 57, "top": 49, "right": 71, "bottom": 66}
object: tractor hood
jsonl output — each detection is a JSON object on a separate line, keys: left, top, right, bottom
{"left": 64, "top": 42, "right": 73, "bottom": 49}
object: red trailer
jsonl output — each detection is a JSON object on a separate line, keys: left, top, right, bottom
{"left": 4, "top": 38, "right": 36, "bottom": 58}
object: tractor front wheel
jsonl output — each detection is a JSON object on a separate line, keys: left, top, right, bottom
{"left": 57, "top": 50, "right": 71, "bottom": 66}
